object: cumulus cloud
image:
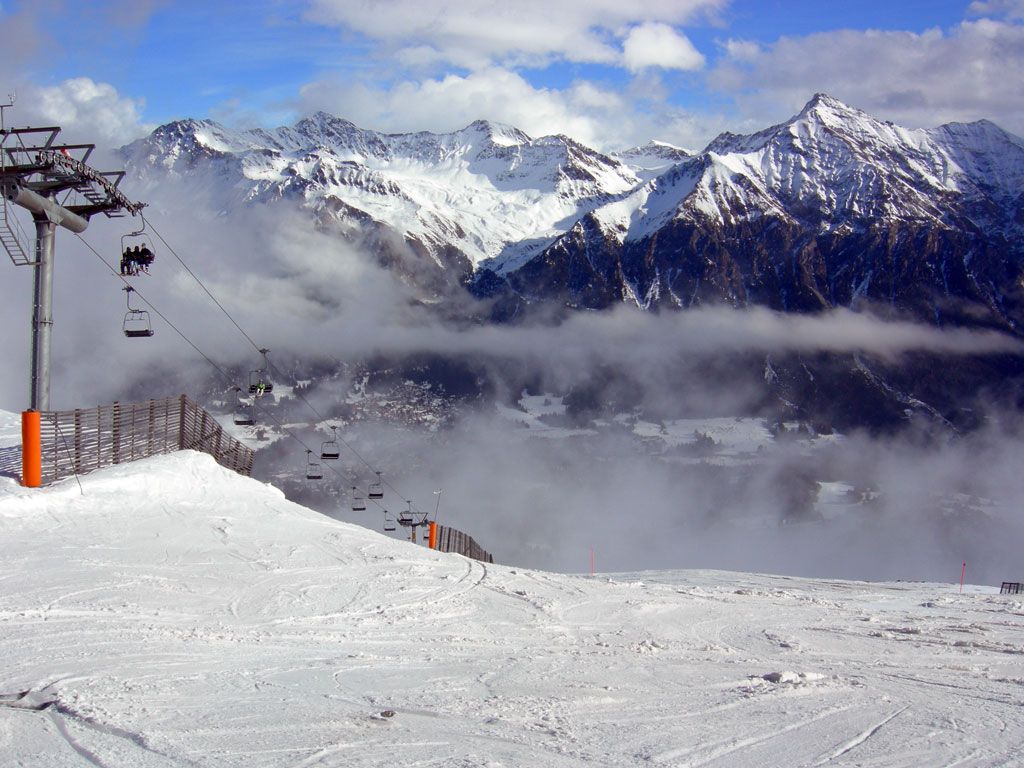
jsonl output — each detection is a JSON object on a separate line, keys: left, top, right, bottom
{"left": 16, "top": 78, "right": 152, "bottom": 147}
{"left": 622, "top": 22, "right": 705, "bottom": 72}
{"left": 297, "top": 66, "right": 738, "bottom": 152}
{"left": 304, "top": 0, "right": 723, "bottom": 71}
{"left": 300, "top": 68, "right": 648, "bottom": 150}
{"left": 709, "top": 20, "right": 1024, "bottom": 136}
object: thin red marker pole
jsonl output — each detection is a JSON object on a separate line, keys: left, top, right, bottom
{"left": 960, "top": 561, "right": 966, "bottom": 594}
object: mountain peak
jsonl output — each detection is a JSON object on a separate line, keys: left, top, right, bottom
{"left": 294, "top": 111, "right": 360, "bottom": 135}
{"left": 460, "top": 119, "right": 531, "bottom": 146}
{"left": 796, "top": 93, "right": 866, "bottom": 124}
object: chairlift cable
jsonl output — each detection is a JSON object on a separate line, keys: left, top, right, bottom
{"left": 262, "top": 352, "right": 427, "bottom": 517}
{"left": 142, "top": 214, "right": 264, "bottom": 355}
{"left": 126, "top": 215, "right": 410, "bottom": 507}
{"left": 77, "top": 232, "right": 341, "bottom": 485}
{"left": 79, "top": 227, "right": 421, "bottom": 521}
{"left": 76, "top": 233, "right": 233, "bottom": 381}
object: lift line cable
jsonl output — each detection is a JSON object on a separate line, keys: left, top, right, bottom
{"left": 142, "top": 214, "right": 264, "bottom": 356}
{"left": 75, "top": 230, "right": 411, "bottom": 519}
{"left": 76, "top": 232, "right": 234, "bottom": 382}
{"left": 262, "top": 352, "right": 428, "bottom": 518}
{"left": 78, "top": 233, "right": 319, "bottom": 450}
{"left": 137, "top": 215, "right": 426, "bottom": 518}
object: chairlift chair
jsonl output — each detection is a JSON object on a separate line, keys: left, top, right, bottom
{"left": 119, "top": 219, "right": 156, "bottom": 276}
{"left": 351, "top": 486, "right": 367, "bottom": 512}
{"left": 321, "top": 425, "right": 340, "bottom": 460}
{"left": 233, "top": 402, "right": 255, "bottom": 426}
{"left": 398, "top": 501, "right": 414, "bottom": 527}
{"left": 248, "top": 348, "right": 274, "bottom": 395}
{"left": 305, "top": 450, "right": 323, "bottom": 481}
{"left": 368, "top": 470, "right": 384, "bottom": 500}
{"left": 383, "top": 510, "right": 396, "bottom": 532}
{"left": 121, "top": 286, "right": 154, "bottom": 338}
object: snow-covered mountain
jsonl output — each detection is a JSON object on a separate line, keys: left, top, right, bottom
{"left": 122, "top": 113, "right": 641, "bottom": 279}
{"left": 2, "top": 415, "right": 1023, "bottom": 766}
{"left": 499, "top": 93, "right": 1024, "bottom": 323}
{"left": 123, "top": 94, "right": 1024, "bottom": 332}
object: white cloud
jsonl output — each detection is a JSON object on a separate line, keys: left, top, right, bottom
{"left": 622, "top": 22, "right": 705, "bottom": 72}
{"left": 299, "top": 68, "right": 652, "bottom": 150}
{"left": 709, "top": 20, "right": 1024, "bottom": 136}
{"left": 304, "top": 0, "right": 723, "bottom": 70}
{"left": 298, "top": 66, "right": 738, "bottom": 152}
{"left": 22, "top": 78, "right": 152, "bottom": 148}
{"left": 969, "top": 0, "right": 1024, "bottom": 19}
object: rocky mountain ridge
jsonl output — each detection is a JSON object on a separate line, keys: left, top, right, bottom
{"left": 123, "top": 95, "right": 1024, "bottom": 330}
{"left": 492, "top": 94, "right": 1024, "bottom": 328}
{"left": 121, "top": 96, "right": 1024, "bottom": 432}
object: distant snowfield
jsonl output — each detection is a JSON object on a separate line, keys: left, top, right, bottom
{"left": 1, "top": 440, "right": 1023, "bottom": 765}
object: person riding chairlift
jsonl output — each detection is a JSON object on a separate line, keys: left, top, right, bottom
{"left": 137, "top": 244, "right": 154, "bottom": 273}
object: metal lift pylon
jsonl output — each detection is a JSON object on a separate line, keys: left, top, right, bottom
{"left": 1, "top": 98, "right": 145, "bottom": 411}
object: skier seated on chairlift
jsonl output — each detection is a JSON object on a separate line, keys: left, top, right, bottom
{"left": 137, "top": 244, "right": 154, "bottom": 272}
{"left": 121, "top": 245, "right": 155, "bottom": 276}
{"left": 254, "top": 381, "right": 268, "bottom": 398}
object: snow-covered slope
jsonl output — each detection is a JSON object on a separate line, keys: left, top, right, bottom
{"left": 2, "top": 429, "right": 1022, "bottom": 765}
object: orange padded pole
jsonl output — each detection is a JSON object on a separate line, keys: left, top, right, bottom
{"left": 428, "top": 521, "right": 437, "bottom": 550}
{"left": 21, "top": 410, "right": 41, "bottom": 488}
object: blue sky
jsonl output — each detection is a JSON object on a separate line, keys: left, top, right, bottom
{"left": 1, "top": 0, "right": 1021, "bottom": 150}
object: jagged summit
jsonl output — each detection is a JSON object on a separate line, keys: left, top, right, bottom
{"left": 123, "top": 98, "right": 1024, "bottom": 326}
{"left": 799, "top": 91, "right": 864, "bottom": 118}
{"left": 122, "top": 110, "right": 641, "bottom": 274}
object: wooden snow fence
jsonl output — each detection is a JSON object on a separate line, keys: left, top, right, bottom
{"left": 34, "top": 395, "right": 253, "bottom": 486}
{"left": 433, "top": 524, "right": 494, "bottom": 564}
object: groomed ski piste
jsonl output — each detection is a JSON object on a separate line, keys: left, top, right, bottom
{"left": 1, "top": 411, "right": 1022, "bottom": 767}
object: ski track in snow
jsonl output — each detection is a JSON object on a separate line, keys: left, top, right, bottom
{"left": 0, "top": 434, "right": 1022, "bottom": 766}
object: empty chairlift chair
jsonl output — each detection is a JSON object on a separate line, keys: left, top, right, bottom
{"left": 231, "top": 387, "right": 255, "bottom": 426}
{"left": 383, "top": 509, "right": 396, "bottom": 532}
{"left": 398, "top": 501, "right": 414, "bottom": 527}
{"left": 351, "top": 486, "right": 367, "bottom": 512}
{"left": 305, "top": 450, "right": 323, "bottom": 481}
{"left": 368, "top": 470, "right": 384, "bottom": 500}
{"left": 122, "top": 286, "right": 154, "bottom": 338}
{"left": 233, "top": 402, "right": 255, "bottom": 426}
{"left": 321, "top": 425, "right": 340, "bottom": 460}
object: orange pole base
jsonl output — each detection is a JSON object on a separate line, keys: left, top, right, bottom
{"left": 21, "top": 410, "right": 42, "bottom": 488}
{"left": 428, "top": 521, "right": 437, "bottom": 550}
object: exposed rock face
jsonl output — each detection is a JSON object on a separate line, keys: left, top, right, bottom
{"left": 484, "top": 94, "right": 1024, "bottom": 335}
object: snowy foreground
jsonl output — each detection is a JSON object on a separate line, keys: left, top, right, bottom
{"left": 1, "top": 449, "right": 1023, "bottom": 766}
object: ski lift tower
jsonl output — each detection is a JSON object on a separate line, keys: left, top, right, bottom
{"left": 0, "top": 98, "right": 145, "bottom": 411}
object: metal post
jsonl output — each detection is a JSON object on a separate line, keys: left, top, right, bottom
{"left": 30, "top": 214, "right": 56, "bottom": 411}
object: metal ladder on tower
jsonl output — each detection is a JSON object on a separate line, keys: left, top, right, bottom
{"left": 0, "top": 195, "right": 33, "bottom": 266}
{"left": 1, "top": 93, "right": 35, "bottom": 266}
